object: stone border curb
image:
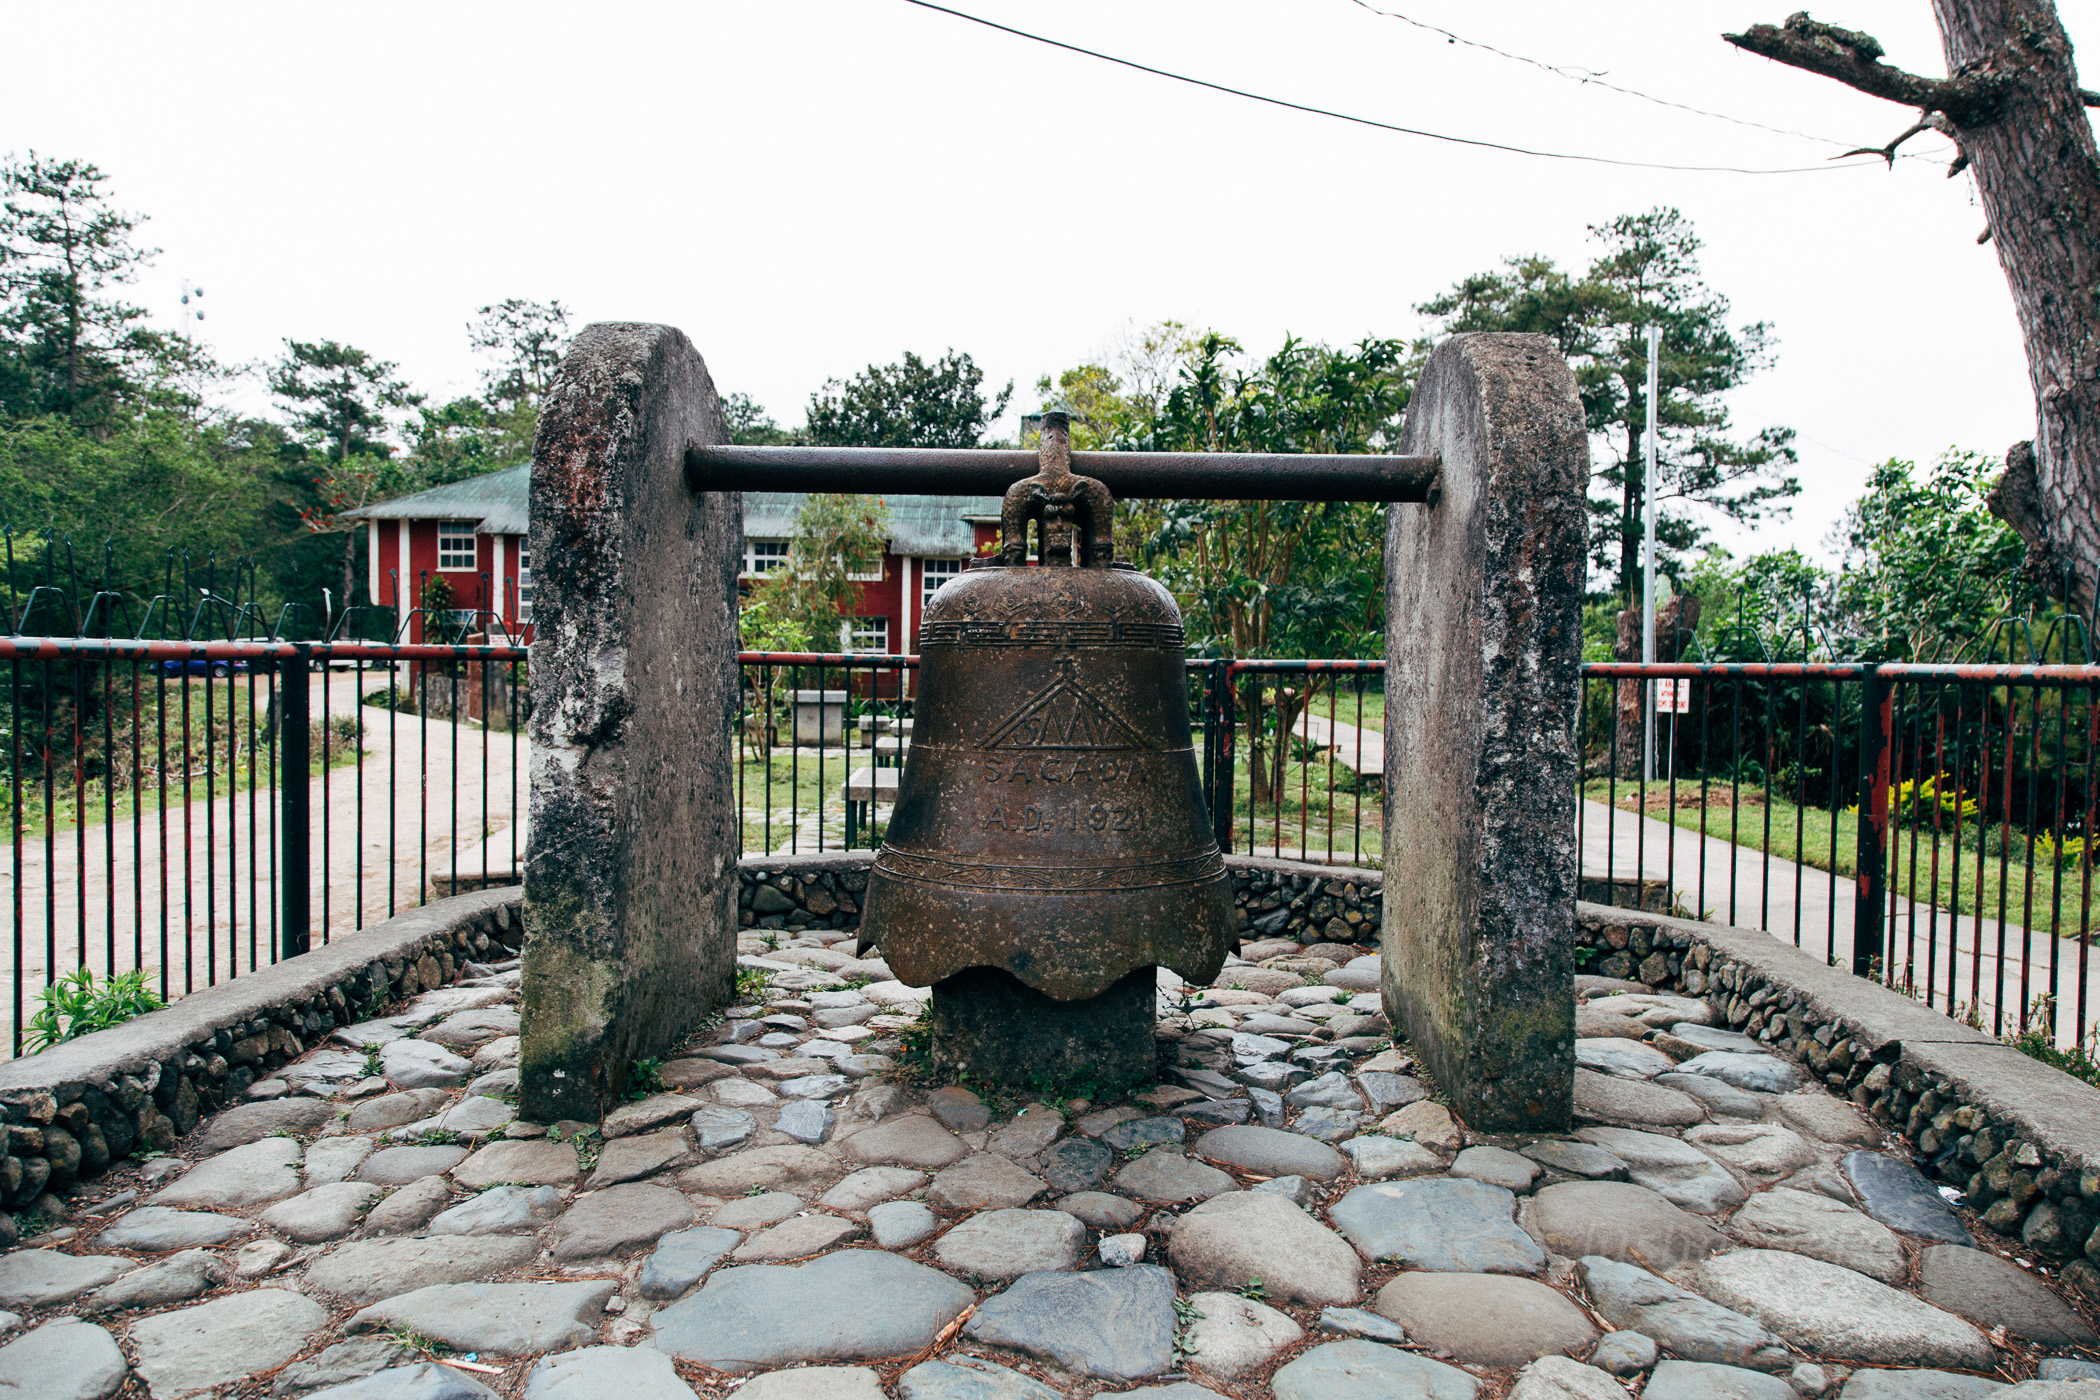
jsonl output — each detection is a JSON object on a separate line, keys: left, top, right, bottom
{"left": 0, "top": 887, "right": 523, "bottom": 1236}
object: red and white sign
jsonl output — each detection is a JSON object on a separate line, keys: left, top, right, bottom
{"left": 1653, "top": 679, "right": 1691, "bottom": 714}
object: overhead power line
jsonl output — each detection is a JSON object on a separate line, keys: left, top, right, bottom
{"left": 1341, "top": 0, "right": 1945, "bottom": 163}
{"left": 898, "top": 0, "right": 1897, "bottom": 176}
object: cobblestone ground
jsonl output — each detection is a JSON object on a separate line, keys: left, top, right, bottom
{"left": 4, "top": 928, "right": 2099, "bottom": 1400}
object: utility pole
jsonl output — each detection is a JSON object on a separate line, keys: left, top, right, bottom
{"left": 1641, "top": 324, "right": 1661, "bottom": 783}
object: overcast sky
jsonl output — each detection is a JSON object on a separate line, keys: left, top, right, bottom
{"left": 3, "top": 0, "right": 2057, "bottom": 572}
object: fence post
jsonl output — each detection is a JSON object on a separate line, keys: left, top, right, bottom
{"left": 281, "top": 645, "right": 311, "bottom": 959}
{"left": 1212, "top": 659, "right": 1235, "bottom": 853}
{"left": 1852, "top": 664, "right": 1892, "bottom": 979}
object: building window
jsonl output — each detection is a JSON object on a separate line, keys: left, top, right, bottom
{"left": 848, "top": 616, "right": 889, "bottom": 654}
{"left": 515, "top": 536, "right": 533, "bottom": 623}
{"left": 846, "top": 553, "right": 885, "bottom": 583}
{"left": 744, "top": 539, "right": 790, "bottom": 578}
{"left": 438, "top": 521, "right": 478, "bottom": 571}
{"left": 922, "top": 557, "right": 962, "bottom": 609}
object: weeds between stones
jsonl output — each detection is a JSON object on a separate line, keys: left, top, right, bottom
{"left": 625, "top": 1057, "right": 666, "bottom": 1100}
{"left": 1171, "top": 1295, "right": 1205, "bottom": 1365}
{"left": 571, "top": 1129, "right": 602, "bottom": 1172}
{"left": 360, "top": 1044, "right": 385, "bottom": 1077}
{"left": 385, "top": 1326, "right": 447, "bottom": 1356}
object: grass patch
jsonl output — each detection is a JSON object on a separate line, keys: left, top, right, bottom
{"left": 2007, "top": 1022, "right": 2100, "bottom": 1088}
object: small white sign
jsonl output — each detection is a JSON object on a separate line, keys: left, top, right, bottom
{"left": 1654, "top": 678, "right": 1691, "bottom": 714}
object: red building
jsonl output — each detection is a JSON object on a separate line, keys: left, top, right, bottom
{"left": 345, "top": 466, "right": 1003, "bottom": 652}
{"left": 342, "top": 465, "right": 534, "bottom": 643}
{"left": 739, "top": 490, "right": 1001, "bottom": 653}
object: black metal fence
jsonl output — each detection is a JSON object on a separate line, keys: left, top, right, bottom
{"left": 0, "top": 530, "right": 529, "bottom": 1056}
{"left": 1579, "top": 659, "right": 2100, "bottom": 1045}
{"left": 12, "top": 619, "right": 2100, "bottom": 1055}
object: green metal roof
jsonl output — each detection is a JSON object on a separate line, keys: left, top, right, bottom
{"left": 742, "top": 492, "right": 999, "bottom": 557}
{"left": 345, "top": 467, "right": 997, "bottom": 557}
{"left": 341, "top": 464, "right": 529, "bottom": 536}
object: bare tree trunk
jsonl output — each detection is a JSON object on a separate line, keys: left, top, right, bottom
{"left": 1612, "top": 595, "right": 1702, "bottom": 778}
{"left": 341, "top": 530, "right": 356, "bottom": 634}
{"left": 1727, "top": 4, "right": 2100, "bottom": 613}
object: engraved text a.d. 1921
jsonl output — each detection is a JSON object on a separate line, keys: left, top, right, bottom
{"left": 980, "top": 801, "right": 1148, "bottom": 834}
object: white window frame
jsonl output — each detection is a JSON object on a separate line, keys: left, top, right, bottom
{"left": 921, "top": 557, "right": 963, "bottom": 609}
{"left": 845, "top": 552, "right": 886, "bottom": 583}
{"left": 437, "top": 520, "right": 479, "bottom": 572}
{"left": 743, "top": 538, "right": 791, "bottom": 579}
{"left": 847, "top": 615, "right": 889, "bottom": 654}
{"left": 515, "top": 535, "right": 534, "bottom": 624}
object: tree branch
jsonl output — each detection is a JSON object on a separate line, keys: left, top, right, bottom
{"left": 1725, "top": 13, "right": 2012, "bottom": 125}
{"left": 1835, "top": 111, "right": 1953, "bottom": 166}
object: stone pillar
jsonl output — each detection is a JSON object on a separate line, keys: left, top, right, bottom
{"left": 1382, "top": 333, "right": 1589, "bottom": 1132}
{"left": 519, "top": 323, "right": 741, "bottom": 1123}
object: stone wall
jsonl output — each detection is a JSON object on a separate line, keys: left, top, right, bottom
{"left": 734, "top": 851, "right": 1383, "bottom": 946}
{"left": 0, "top": 887, "right": 521, "bottom": 1244}
{"left": 1578, "top": 900, "right": 2100, "bottom": 1300}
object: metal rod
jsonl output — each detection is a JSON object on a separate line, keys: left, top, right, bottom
{"left": 685, "top": 444, "right": 1442, "bottom": 503}
{"left": 1642, "top": 323, "right": 1661, "bottom": 785}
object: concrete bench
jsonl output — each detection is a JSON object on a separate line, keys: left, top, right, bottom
{"left": 844, "top": 767, "right": 900, "bottom": 846}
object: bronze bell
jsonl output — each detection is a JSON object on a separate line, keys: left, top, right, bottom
{"left": 857, "top": 413, "right": 1233, "bottom": 1084}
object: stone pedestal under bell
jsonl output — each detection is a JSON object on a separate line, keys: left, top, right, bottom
{"left": 926, "top": 965, "right": 1156, "bottom": 1090}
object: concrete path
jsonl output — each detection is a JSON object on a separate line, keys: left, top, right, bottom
{"left": 1292, "top": 711, "right": 1383, "bottom": 775}
{"left": 0, "top": 670, "right": 522, "bottom": 1034}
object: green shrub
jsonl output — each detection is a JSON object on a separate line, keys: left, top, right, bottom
{"left": 26, "top": 968, "right": 164, "bottom": 1052}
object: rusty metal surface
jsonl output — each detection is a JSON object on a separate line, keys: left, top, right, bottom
{"left": 685, "top": 442, "right": 1441, "bottom": 503}
{"left": 857, "top": 414, "right": 1234, "bottom": 1000}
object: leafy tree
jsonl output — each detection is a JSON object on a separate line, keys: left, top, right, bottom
{"left": 757, "top": 493, "right": 893, "bottom": 652}
{"left": 0, "top": 153, "right": 158, "bottom": 430}
{"left": 470, "top": 298, "right": 569, "bottom": 414}
{"left": 722, "top": 392, "right": 801, "bottom": 446}
{"left": 269, "top": 339, "right": 419, "bottom": 611}
{"left": 737, "top": 584, "right": 816, "bottom": 652}
{"left": 0, "top": 407, "right": 285, "bottom": 610}
{"left": 269, "top": 339, "right": 416, "bottom": 463}
{"left": 468, "top": 298, "right": 568, "bottom": 464}
{"left": 1033, "top": 321, "right": 1194, "bottom": 450}
{"left": 1833, "top": 451, "right": 2028, "bottom": 661}
{"left": 405, "top": 397, "right": 514, "bottom": 486}
{"left": 805, "top": 349, "right": 1012, "bottom": 448}
{"left": 1134, "top": 332, "right": 1409, "bottom": 805}
{"left": 1418, "top": 208, "right": 1799, "bottom": 601}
